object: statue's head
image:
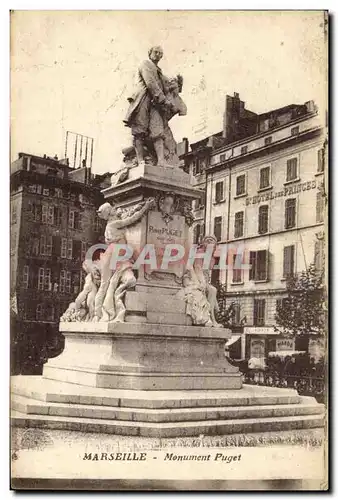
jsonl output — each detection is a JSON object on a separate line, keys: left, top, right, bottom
{"left": 148, "top": 46, "right": 163, "bottom": 64}
{"left": 97, "top": 202, "right": 116, "bottom": 220}
{"left": 168, "top": 75, "right": 183, "bottom": 96}
{"left": 199, "top": 235, "right": 217, "bottom": 250}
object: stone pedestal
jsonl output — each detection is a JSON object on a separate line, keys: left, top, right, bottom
{"left": 42, "top": 322, "right": 241, "bottom": 391}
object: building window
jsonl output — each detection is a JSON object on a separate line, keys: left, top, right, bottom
{"left": 211, "top": 257, "right": 220, "bottom": 286}
{"left": 232, "top": 254, "right": 242, "bottom": 283}
{"left": 61, "top": 238, "right": 73, "bottom": 259}
{"left": 73, "top": 273, "right": 80, "bottom": 294}
{"left": 40, "top": 235, "right": 52, "bottom": 256}
{"left": 317, "top": 149, "right": 324, "bottom": 173}
{"left": 33, "top": 204, "right": 42, "bottom": 222}
{"left": 249, "top": 250, "right": 269, "bottom": 281}
{"left": 46, "top": 235, "right": 53, "bottom": 255}
{"left": 42, "top": 204, "right": 48, "bottom": 224}
{"left": 67, "top": 239, "right": 73, "bottom": 259}
{"left": 81, "top": 242, "right": 87, "bottom": 261}
{"left": 48, "top": 205, "right": 54, "bottom": 225}
{"left": 11, "top": 203, "right": 17, "bottom": 224}
{"left": 74, "top": 211, "right": 82, "bottom": 230}
{"left": 285, "top": 198, "right": 296, "bottom": 229}
{"left": 240, "top": 146, "right": 248, "bottom": 155}
{"left": 36, "top": 185, "right": 42, "bottom": 194}
{"left": 31, "top": 237, "right": 39, "bottom": 256}
{"left": 291, "top": 126, "right": 300, "bottom": 136}
{"left": 60, "top": 270, "right": 66, "bottom": 292}
{"left": 66, "top": 271, "right": 72, "bottom": 293}
{"left": 69, "top": 210, "right": 75, "bottom": 228}
{"left": 28, "top": 184, "right": 37, "bottom": 193}
{"left": 276, "top": 298, "right": 288, "bottom": 315}
{"left": 264, "top": 136, "right": 272, "bottom": 146}
{"left": 260, "top": 166, "right": 270, "bottom": 189}
{"left": 215, "top": 181, "right": 224, "bottom": 203}
{"left": 94, "top": 216, "right": 102, "bottom": 233}
{"left": 54, "top": 207, "right": 62, "bottom": 226}
{"left": 232, "top": 303, "right": 241, "bottom": 325}
{"left": 234, "top": 211, "right": 244, "bottom": 238}
{"left": 40, "top": 235, "right": 46, "bottom": 255}
{"left": 316, "top": 192, "right": 324, "bottom": 223}
{"left": 45, "top": 305, "right": 55, "bottom": 321}
{"left": 193, "top": 224, "right": 201, "bottom": 245}
{"left": 36, "top": 304, "right": 44, "bottom": 321}
{"left": 61, "top": 238, "right": 67, "bottom": 258}
{"left": 22, "top": 265, "right": 29, "bottom": 289}
{"left": 253, "top": 299, "right": 266, "bottom": 326}
{"left": 60, "top": 270, "right": 71, "bottom": 293}
{"left": 283, "top": 245, "right": 295, "bottom": 278}
{"left": 258, "top": 205, "right": 269, "bottom": 234}
{"left": 193, "top": 157, "right": 206, "bottom": 175}
{"left": 43, "top": 188, "right": 50, "bottom": 196}
{"left": 213, "top": 216, "right": 222, "bottom": 242}
{"left": 195, "top": 192, "right": 206, "bottom": 210}
{"left": 38, "top": 268, "right": 44, "bottom": 290}
{"left": 55, "top": 188, "right": 63, "bottom": 198}
{"left": 236, "top": 174, "right": 246, "bottom": 196}
{"left": 286, "top": 158, "right": 298, "bottom": 182}
{"left": 314, "top": 239, "right": 324, "bottom": 271}
{"left": 44, "top": 268, "right": 51, "bottom": 290}
{"left": 220, "top": 154, "right": 226, "bottom": 163}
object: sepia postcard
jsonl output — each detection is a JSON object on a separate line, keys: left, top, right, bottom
{"left": 10, "top": 10, "right": 328, "bottom": 491}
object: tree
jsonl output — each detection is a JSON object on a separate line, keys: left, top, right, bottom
{"left": 216, "top": 282, "right": 238, "bottom": 328}
{"left": 274, "top": 263, "right": 326, "bottom": 338}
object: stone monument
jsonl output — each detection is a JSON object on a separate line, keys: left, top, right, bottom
{"left": 11, "top": 47, "right": 324, "bottom": 438}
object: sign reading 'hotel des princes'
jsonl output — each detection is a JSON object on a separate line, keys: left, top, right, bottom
{"left": 246, "top": 178, "right": 318, "bottom": 205}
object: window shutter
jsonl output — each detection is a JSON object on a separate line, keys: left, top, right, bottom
{"left": 53, "top": 236, "right": 61, "bottom": 258}
{"left": 200, "top": 222, "right": 205, "bottom": 240}
{"left": 214, "top": 216, "right": 222, "bottom": 242}
{"left": 215, "top": 182, "right": 223, "bottom": 203}
{"left": 314, "top": 239, "right": 324, "bottom": 271}
{"left": 317, "top": 149, "right": 324, "bottom": 172}
{"left": 192, "top": 161, "right": 197, "bottom": 175}
{"left": 256, "top": 249, "right": 268, "bottom": 280}
{"left": 316, "top": 192, "right": 324, "bottom": 223}
{"left": 249, "top": 251, "right": 256, "bottom": 280}
{"left": 283, "top": 246, "right": 289, "bottom": 277}
{"left": 258, "top": 205, "right": 268, "bottom": 234}
{"left": 253, "top": 299, "right": 258, "bottom": 325}
{"left": 283, "top": 245, "right": 294, "bottom": 277}
{"left": 73, "top": 240, "right": 82, "bottom": 262}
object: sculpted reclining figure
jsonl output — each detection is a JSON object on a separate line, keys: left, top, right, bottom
{"left": 179, "top": 235, "right": 222, "bottom": 328}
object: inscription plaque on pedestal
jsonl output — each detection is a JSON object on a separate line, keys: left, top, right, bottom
{"left": 145, "top": 211, "right": 188, "bottom": 282}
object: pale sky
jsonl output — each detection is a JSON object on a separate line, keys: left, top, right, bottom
{"left": 10, "top": 10, "right": 327, "bottom": 174}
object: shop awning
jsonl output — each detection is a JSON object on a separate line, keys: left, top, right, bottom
{"left": 225, "top": 335, "right": 241, "bottom": 347}
{"left": 268, "top": 350, "right": 306, "bottom": 358}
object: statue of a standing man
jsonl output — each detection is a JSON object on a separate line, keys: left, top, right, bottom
{"left": 123, "top": 46, "right": 186, "bottom": 168}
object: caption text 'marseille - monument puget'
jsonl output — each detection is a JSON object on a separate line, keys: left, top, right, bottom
{"left": 11, "top": 46, "right": 324, "bottom": 438}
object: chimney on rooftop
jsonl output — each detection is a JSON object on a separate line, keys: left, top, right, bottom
{"left": 223, "top": 92, "right": 243, "bottom": 141}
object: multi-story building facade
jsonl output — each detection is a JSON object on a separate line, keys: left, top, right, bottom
{"left": 181, "top": 93, "right": 327, "bottom": 361}
{"left": 10, "top": 152, "right": 111, "bottom": 374}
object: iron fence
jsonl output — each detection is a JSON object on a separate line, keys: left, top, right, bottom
{"left": 243, "top": 370, "right": 325, "bottom": 403}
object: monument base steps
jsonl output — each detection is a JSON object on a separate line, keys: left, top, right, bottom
{"left": 11, "top": 377, "right": 324, "bottom": 438}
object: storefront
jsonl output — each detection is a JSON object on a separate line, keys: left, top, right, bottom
{"left": 243, "top": 327, "right": 299, "bottom": 360}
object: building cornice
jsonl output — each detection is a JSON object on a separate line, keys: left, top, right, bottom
{"left": 207, "top": 126, "right": 323, "bottom": 174}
